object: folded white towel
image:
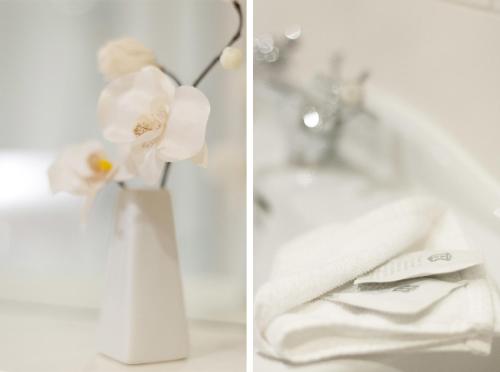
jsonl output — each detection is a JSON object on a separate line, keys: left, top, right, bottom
{"left": 255, "top": 197, "right": 500, "bottom": 364}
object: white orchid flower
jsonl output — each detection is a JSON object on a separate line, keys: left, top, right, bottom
{"left": 48, "top": 140, "right": 125, "bottom": 197}
{"left": 97, "top": 65, "right": 210, "bottom": 184}
{"left": 98, "top": 38, "right": 157, "bottom": 81}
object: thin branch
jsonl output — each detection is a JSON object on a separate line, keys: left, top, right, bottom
{"left": 159, "top": 1, "right": 243, "bottom": 189}
{"left": 192, "top": 1, "right": 243, "bottom": 87}
{"left": 159, "top": 65, "right": 183, "bottom": 86}
{"left": 160, "top": 162, "right": 171, "bottom": 188}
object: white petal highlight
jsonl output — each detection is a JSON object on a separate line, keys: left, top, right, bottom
{"left": 98, "top": 66, "right": 176, "bottom": 144}
{"left": 157, "top": 86, "right": 210, "bottom": 162}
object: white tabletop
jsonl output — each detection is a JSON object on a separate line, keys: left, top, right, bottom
{"left": 0, "top": 300, "right": 245, "bottom": 372}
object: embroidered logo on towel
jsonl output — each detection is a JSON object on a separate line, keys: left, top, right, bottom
{"left": 354, "top": 249, "right": 482, "bottom": 285}
{"left": 428, "top": 252, "right": 453, "bottom": 262}
{"left": 392, "top": 284, "right": 419, "bottom": 293}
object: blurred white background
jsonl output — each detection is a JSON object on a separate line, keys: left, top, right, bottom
{"left": 0, "top": 0, "right": 245, "bottom": 323}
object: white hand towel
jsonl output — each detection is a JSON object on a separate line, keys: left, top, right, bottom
{"left": 255, "top": 197, "right": 500, "bottom": 364}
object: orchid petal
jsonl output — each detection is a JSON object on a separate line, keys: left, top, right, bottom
{"left": 112, "top": 144, "right": 137, "bottom": 181}
{"left": 98, "top": 66, "right": 176, "bottom": 144}
{"left": 129, "top": 145, "right": 165, "bottom": 185}
{"left": 191, "top": 143, "right": 208, "bottom": 168}
{"left": 157, "top": 86, "right": 210, "bottom": 162}
{"left": 48, "top": 140, "right": 110, "bottom": 196}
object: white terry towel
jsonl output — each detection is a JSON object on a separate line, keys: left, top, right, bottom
{"left": 255, "top": 197, "right": 500, "bottom": 364}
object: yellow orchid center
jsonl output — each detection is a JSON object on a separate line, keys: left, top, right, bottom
{"left": 88, "top": 153, "right": 113, "bottom": 174}
{"left": 97, "top": 158, "right": 113, "bottom": 172}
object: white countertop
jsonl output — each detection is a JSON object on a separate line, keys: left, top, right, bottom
{"left": 0, "top": 301, "right": 245, "bottom": 372}
{"left": 254, "top": 340, "right": 500, "bottom": 372}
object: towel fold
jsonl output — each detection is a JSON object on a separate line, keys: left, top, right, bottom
{"left": 255, "top": 197, "right": 500, "bottom": 364}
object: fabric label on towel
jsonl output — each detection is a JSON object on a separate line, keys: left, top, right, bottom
{"left": 322, "top": 277, "right": 467, "bottom": 315}
{"left": 354, "top": 249, "right": 482, "bottom": 285}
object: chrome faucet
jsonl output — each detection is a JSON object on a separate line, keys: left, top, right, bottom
{"left": 291, "top": 54, "right": 373, "bottom": 165}
{"left": 254, "top": 29, "right": 383, "bottom": 218}
{"left": 254, "top": 29, "right": 376, "bottom": 166}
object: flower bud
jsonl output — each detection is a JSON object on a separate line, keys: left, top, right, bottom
{"left": 98, "top": 37, "right": 157, "bottom": 81}
{"left": 220, "top": 46, "right": 243, "bottom": 70}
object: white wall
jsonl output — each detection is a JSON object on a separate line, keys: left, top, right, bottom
{"left": 255, "top": 0, "right": 500, "bottom": 181}
{"left": 0, "top": 0, "right": 246, "bottom": 322}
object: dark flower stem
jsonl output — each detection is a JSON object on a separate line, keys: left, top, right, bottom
{"left": 159, "top": 0, "right": 243, "bottom": 189}
{"left": 159, "top": 162, "right": 172, "bottom": 189}
{"left": 159, "top": 66, "right": 182, "bottom": 87}
{"left": 192, "top": 1, "right": 243, "bottom": 88}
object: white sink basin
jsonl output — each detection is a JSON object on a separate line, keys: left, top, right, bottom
{"left": 254, "top": 164, "right": 407, "bottom": 290}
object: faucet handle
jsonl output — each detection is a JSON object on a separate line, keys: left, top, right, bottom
{"left": 340, "top": 70, "right": 369, "bottom": 107}
{"left": 357, "top": 70, "right": 370, "bottom": 84}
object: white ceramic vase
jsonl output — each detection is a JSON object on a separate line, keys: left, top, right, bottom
{"left": 98, "top": 189, "right": 189, "bottom": 364}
